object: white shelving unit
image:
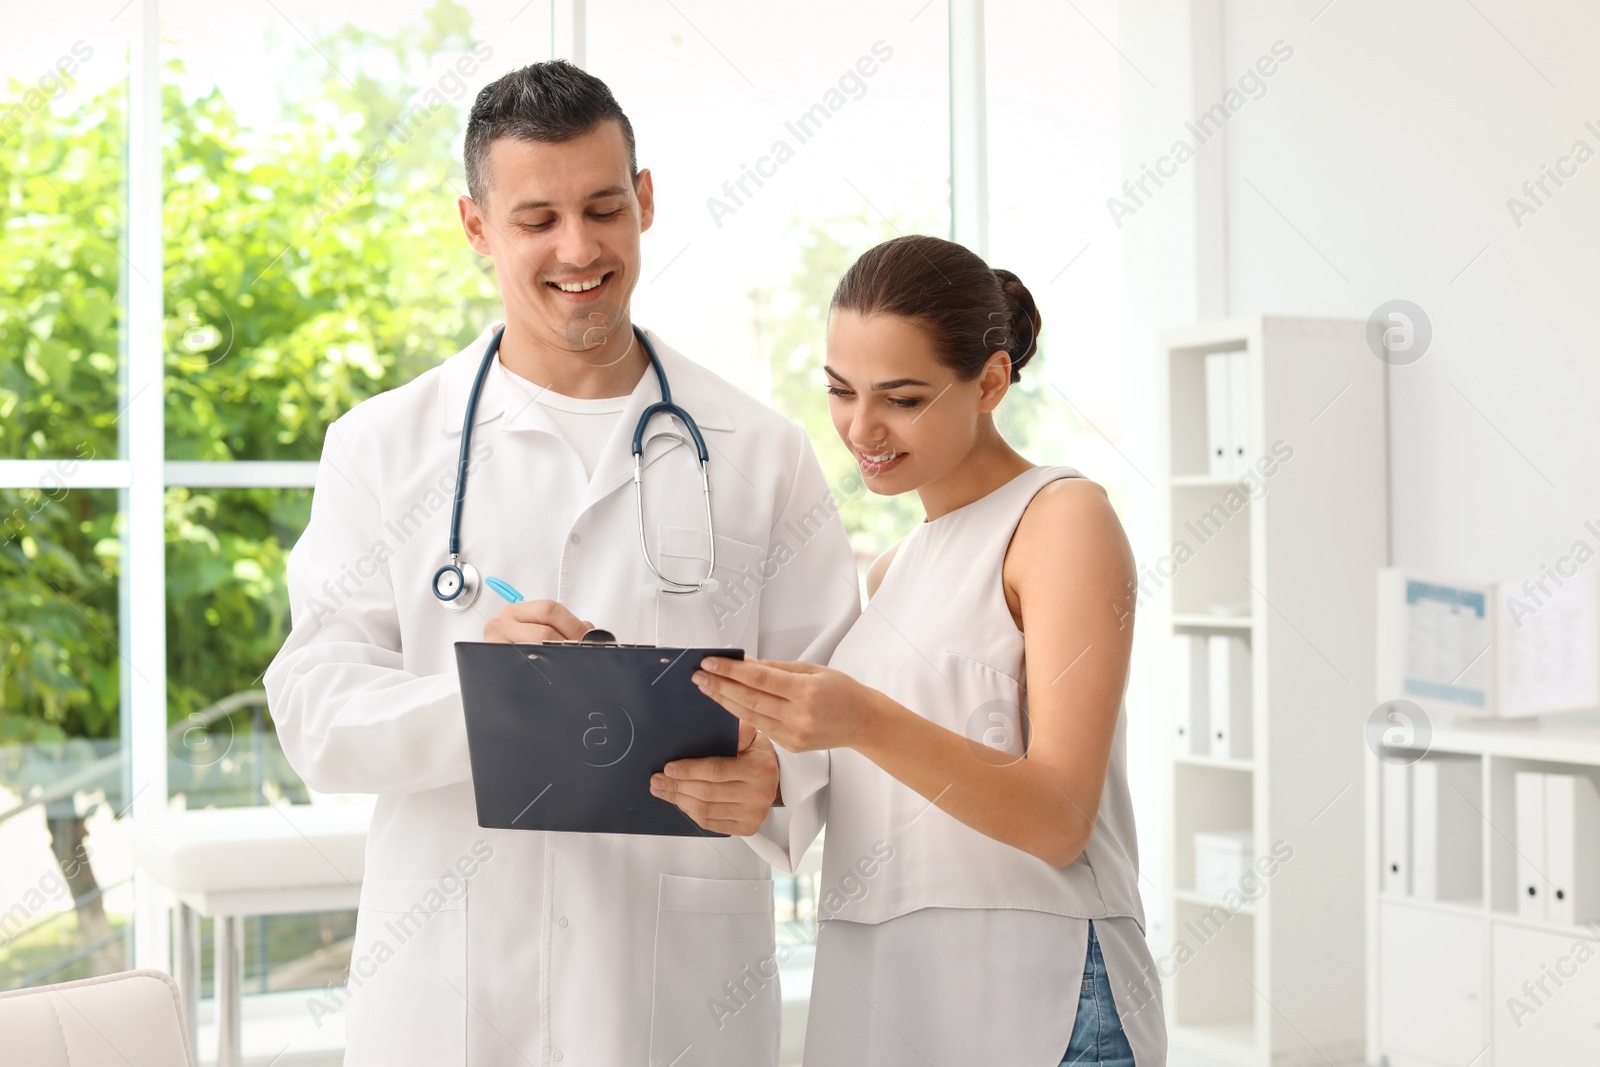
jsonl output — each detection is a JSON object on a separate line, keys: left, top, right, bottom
{"left": 1156, "top": 317, "right": 1388, "bottom": 1065}
{"left": 1366, "top": 716, "right": 1600, "bottom": 1066}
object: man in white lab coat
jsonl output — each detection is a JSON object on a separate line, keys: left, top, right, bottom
{"left": 265, "top": 60, "right": 856, "bottom": 1066}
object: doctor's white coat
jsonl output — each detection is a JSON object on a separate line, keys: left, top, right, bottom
{"left": 264, "top": 323, "right": 857, "bottom": 1066}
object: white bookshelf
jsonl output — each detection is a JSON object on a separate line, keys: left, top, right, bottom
{"left": 1156, "top": 317, "right": 1388, "bottom": 1065}
{"left": 1366, "top": 715, "right": 1600, "bottom": 1066}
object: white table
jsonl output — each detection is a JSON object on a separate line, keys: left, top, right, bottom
{"left": 132, "top": 803, "right": 371, "bottom": 1067}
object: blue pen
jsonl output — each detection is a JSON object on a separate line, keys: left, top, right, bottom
{"left": 485, "top": 576, "right": 524, "bottom": 604}
{"left": 485, "top": 576, "right": 612, "bottom": 643}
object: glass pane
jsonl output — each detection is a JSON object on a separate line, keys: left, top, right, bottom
{"left": 161, "top": 0, "right": 552, "bottom": 460}
{"left": 0, "top": 8, "right": 130, "bottom": 461}
{"left": 191, "top": 911, "right": 358, "bottom": 998}
{"left": 0, "top": 488, "right": 128, "bottom": 989}
{"left": 588, "top": 1, "right": 951, "bottom": 563}
{"left": 165, "top": 487, "right": 312, "bottom": 809}
{"left": 987, "top": 0, "right": 1133, "bottom": 502}
{"left": 164, "top": 485, "right": 368, "bottom": 995}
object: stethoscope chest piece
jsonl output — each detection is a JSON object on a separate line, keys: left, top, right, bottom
{"left": 433, "top": 557, "right": 482, "bottom": 611}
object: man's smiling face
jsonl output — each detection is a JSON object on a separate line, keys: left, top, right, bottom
{"left": 461, "top": 119, "right": 653, "bottom": 354}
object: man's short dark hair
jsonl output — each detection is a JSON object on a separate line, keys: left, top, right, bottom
{"left": 463, "top": 60, "right": 638, "bottom": 204}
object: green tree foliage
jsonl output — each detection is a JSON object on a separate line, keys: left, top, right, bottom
{"left": 0, "top": 84, "right": 124, "bottom": 464}
{"left": 162, "top": 7, "right": 497, "bottom": 462}
{"left": 0, "top": 487, "right": 118, "bottom": 743}
{"left": 1, "top": 75, "right": 124, "bottom": 742}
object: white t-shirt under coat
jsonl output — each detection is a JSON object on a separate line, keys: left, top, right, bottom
{"left": 499, "top": 359, "right": 630, "bottom": 481}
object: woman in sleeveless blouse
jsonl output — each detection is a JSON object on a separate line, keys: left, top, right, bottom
{"left": 688, "top": 236, "right": 1165, "bottom": 1066}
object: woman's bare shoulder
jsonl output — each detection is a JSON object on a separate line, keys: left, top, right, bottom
{"left": 1007, "top": 476, "right": 1131, "bottom": 584}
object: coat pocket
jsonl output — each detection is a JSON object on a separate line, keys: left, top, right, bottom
{"left": 344, "top": 877, "right": 468, "bottom": 1067}
{"left": 648, "top": 873, "right": 780, "bottom": 1067}
{"left": 654, "top": 526, "right": 768, "bottom": 647}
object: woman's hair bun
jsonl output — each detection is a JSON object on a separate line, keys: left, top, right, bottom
{"left": 993, "top": 268, "right": 1041, "bottom": 380}
{"left": 830, "top": 235, "right": 1044, "bottom": 384}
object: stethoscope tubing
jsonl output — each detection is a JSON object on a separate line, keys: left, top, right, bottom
{"left": 434, "top": 324, "right": 715, "bottom": 609}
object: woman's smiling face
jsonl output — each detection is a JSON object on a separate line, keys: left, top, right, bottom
{"left": 824, "top": 309, "right": 1005, "bottom": 495}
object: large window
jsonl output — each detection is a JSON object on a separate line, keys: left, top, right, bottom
{"left": 3, "top": 0, "right": 1131, "bottom": 1013}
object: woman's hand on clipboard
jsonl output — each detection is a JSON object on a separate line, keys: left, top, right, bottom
{"left": 480, "top": 599, "right": 594, "bottom": 644}
{"left": 692, "top": 657, "right": 877, "bottom": 753}
{"left": 650, "top": 721, "right": 781, "bottom": 837}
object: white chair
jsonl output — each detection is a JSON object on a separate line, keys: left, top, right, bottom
{"left": 0, "top": 969, "right": 194, "bottom": 1067}
{"left": 132, "top": 802, "right": 370, "bottom": 1067}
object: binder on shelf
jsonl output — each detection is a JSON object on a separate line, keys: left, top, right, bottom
{"left": 1227, "top": 350, "right": 1250, "bottom": 476}
{"left": 1410, "top": 756, "right": 1481, "bottom": 902}
{"left": 1208, "top": 633, "right": 1252, "bottom": 759}
{"left": 1515, "top": 771, "right": 1547, "bottom": 921}
{"left": 1205, "top": 351, "right": 1232, "bottom": 478}
{"left": 1382, "top": 761, "right": 1412, "bottom": 895}
{"left": 1542, "top": 772, "right": 1600, "bottom": 926}
{"left": 1174, "top": 633, "right": 1210, "bottom": 755}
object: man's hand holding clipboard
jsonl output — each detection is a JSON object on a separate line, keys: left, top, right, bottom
{"left": 649, "top": 718, "right": 779, "bottom": 837}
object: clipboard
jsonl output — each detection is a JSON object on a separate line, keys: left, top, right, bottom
{"left": 455, "top": 638, "right": 744, "bottom": 837}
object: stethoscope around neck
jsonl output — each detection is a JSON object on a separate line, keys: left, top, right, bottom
{"left": 431, "top": 324, "right": 718, "bottom": 612}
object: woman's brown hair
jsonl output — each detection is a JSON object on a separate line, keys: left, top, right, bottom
{"left": 830, "top": 235, "right": 1042, "bottom": 383}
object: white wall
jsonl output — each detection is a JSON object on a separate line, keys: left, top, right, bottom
{"left": 1127, "top": 0, "right": 1600, "bottom": 581}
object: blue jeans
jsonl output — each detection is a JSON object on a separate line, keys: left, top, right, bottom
{"left": 1059, "top": 921, "right": 1136, "bottom": 1066}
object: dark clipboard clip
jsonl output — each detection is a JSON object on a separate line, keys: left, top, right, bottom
{"left": 533, "top": 628, "right": 657, "bottom": 650}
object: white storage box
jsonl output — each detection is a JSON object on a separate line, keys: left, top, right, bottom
{"left": 1194, "top": 830, "right": 1254, "bottom": 899}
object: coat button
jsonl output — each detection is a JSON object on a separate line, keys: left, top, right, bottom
{"left": 569, "top": 533, "right": 581, "bottom": 545}
{"left": 552, "top": 1052, "right": 563, "bottom": 1062}
{"left": 557, "top": 917, "right": 568, "bottom": 928}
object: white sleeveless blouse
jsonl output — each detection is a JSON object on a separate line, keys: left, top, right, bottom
{"left": 803, "top": 466, "right": 1166, "bottom": 1066}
